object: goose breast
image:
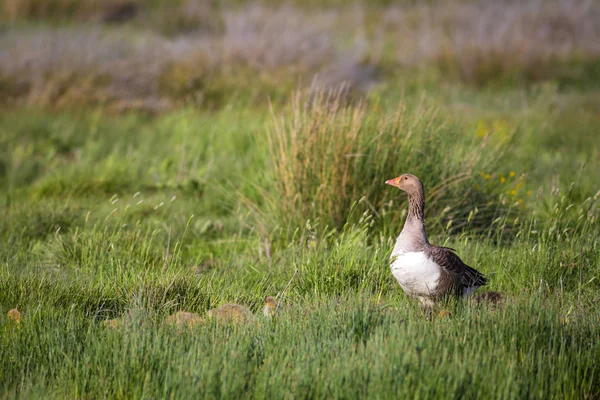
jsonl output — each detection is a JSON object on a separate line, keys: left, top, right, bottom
{"left": 390, "top": 251, "right": 441, "bottom": 297}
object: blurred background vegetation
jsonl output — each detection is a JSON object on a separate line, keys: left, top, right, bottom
{"left": 1, "top": 0, "right": 599, "bottom": 110}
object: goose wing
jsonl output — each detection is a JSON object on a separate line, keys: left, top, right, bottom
{"left": 426, "top": 246, "right": 487, "bottom": 288}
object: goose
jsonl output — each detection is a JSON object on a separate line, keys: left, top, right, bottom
{"left": 385, "top": 174, "right": 487, "bottom": 311}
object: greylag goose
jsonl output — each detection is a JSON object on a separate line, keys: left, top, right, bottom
{"left": 385, "top": 174, "right": 487, "bottom": 310}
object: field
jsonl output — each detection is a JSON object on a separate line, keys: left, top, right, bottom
{"left": 1, "top": 0, "right": 599, "bottom": 398}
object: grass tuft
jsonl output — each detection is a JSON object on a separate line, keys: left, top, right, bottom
{"left": 264, "top": 90, "right": 515, "bottom": 235}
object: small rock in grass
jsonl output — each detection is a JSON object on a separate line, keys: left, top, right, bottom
{"left": 165, "top": 311, "right": 204, "bottom": 328}
{"left": 207, "top": 304, "right": 254, "bottom": 325}
{"left": 7, "top": 307, "right": 21, "bottom": 323}
{"left": 103, "top": 318, "right": 122, "bottom": 329}
{"left": 102, "top": 309, "right": 148, "bottom": 329}
{"left": 263, "top": 296, "right": 279, "bottom": 318}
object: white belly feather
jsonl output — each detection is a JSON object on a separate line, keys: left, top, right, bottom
{"left": 390, "top": 251, "right": 441, "bottom": 297}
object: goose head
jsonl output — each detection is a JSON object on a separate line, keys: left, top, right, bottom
{"left": 385, "top": 174, "right": 424, "bottom": 196}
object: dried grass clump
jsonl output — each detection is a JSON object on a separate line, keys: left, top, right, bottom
{"left": 385, "top": 0, "right": 600, "bottom": 85}
{"left": 265, "top": 91, "right": 514, "bottom": 234}
{"left": 164, "top": 311, "right": 204, "bottom": 329}
{"left": 7, "top": 307, "right": 21, "bottom": 323}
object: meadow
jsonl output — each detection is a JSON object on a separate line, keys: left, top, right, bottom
{"left": 0, "top": 0, "right": 599, "bottom": 398}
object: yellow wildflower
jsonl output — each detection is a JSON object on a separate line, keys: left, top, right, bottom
{"left": 526, "top": 190, "right": 532, "bottom": 196}
{"left": 492, "top": 119, "right": 511, "bottom": 141}
{"left": 516, "top": 181, "right": 524, "bottom": 190}
{"left": 509, "top": 171, "right": 516, "bottom": 177}
{"left": 485, "top": 174, "right": 491, "bottom": 180}
{"left": 509, "top": 190, "right": 517, "bottom": 196}
{"left": 499, "top": 175, "right": 506, "bottom": 183}
{"left": 475, "top": 121, "right": 488, "bottom": 138}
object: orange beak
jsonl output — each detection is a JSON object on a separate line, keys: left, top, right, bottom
{"left": 385, "top": 177, "right": 401, "bottom": 188}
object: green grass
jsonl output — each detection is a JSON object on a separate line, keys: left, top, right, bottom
{"left": 1, "top": 1, "right": 600, "bottom": 398}
{"left": 1, "top": 92, "right": 598, "bottom": 398}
